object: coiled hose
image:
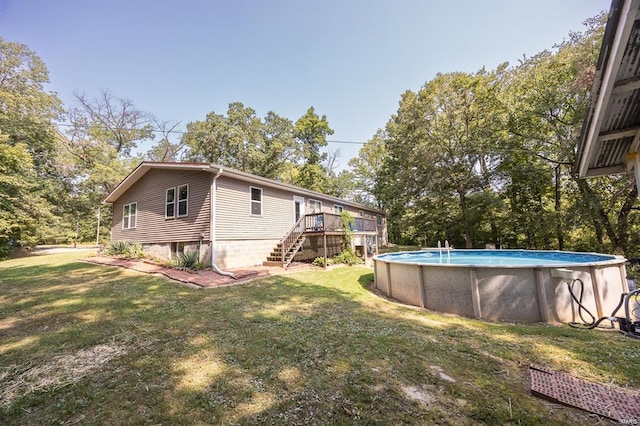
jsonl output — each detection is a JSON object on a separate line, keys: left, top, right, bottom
{"left": 567, "top": 278, "right": 623, "bottom": 329}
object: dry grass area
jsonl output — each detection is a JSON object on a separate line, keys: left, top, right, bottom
{"left": 0, "top": 251, "right": 639, "bottom": 425}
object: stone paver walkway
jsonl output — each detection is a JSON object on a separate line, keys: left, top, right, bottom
{"left": 85, "top": 256, "right": 312, "bottom": 288}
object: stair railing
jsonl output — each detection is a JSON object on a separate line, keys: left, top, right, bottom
{"left": 280, "top": 215, "right": 306, "bottom": 266}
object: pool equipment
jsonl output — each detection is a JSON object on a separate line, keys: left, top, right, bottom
{"left": 567, "top": 278, "right": 640, "bottom": 339}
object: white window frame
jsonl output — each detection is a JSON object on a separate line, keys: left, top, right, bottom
{"left": 122, "top": 202, "right": 137, "bottom": 229}
{"left": 309, "top": 199, "right": 322, "bottom": 214}
{"left": 250, "top": 186, "right": 263, "bottom": 216}
{"left": 177, "top": 184, "right": 189, "bottom": 218}
{"left": 165, "top": 188, "right": 176, "bottom": 218}
{"left": 334, "top": 204, "right": 344, "bottom": 214}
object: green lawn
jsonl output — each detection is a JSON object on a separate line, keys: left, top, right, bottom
{"left": 1, "top": 252, "right": 638, "bottom": 425}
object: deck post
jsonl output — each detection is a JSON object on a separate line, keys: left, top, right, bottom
{"left": 323, "top": 233, "right": 328, "bottom": 269}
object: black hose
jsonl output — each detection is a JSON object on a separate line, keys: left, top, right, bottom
{"left": 567, "top": 278, "right": 618, "bottom": 330}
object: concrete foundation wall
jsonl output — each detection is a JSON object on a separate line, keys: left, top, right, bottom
{"left": 143, "top": 239, "right": 279, "bottom": 269}
{"left": 214, "top": 239, "right": 279, "bottom": 269}
{"left": 373, "top": 258, "right": 628, "bottom": 325}
{"left": 143, "top": 241, "right": 209, "bottom": 264}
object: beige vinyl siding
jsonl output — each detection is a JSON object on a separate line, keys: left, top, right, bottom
{"left": 111, "top": 169, "right": 211, "bottom": 243}
{"left": 215, "top": 175, "right": 384, "bottom": 241}
{"left": 216, "top": 176, "right": 294, "bottom": 239}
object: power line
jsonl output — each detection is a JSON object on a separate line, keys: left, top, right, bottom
{"left": 55, "top": 122, "right": 369, "bottom": 145}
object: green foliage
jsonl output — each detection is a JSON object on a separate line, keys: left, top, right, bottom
{"left": 364, "top": 13, "right": 640, "bottom": 257}
{"left": 173, "top": 250, "right": 203, "bottom": 270}
{"left": 0, "top": 38, "right": 63, "bottom": 257}
{"left": 105, "top": 240, "right": 144, "bottom": 258}
{"left": 312, "top": 247, "right": 363, "bottom": 267}
{"left": 182, "top": 102, "right": 299, "bottom": 180}
{"left": 333, "top": 247, "right": 364, "bottom": 265}
{"left": 312, "top": 256, "right": 327, "bottom": 267}
{"left": 293, "top": 107, "right": 334, "bottom": 191}
{"left": 347, "top": 130, "right": 388, "bottom": 208}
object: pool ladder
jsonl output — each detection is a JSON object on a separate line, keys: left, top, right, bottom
{"left": 437, "top": 240, "right": 451, "bottom": 263}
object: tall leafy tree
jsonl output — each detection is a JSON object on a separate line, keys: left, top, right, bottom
{"left": 182, "top": 102, "right": 298, "bottom": 180}
{"left": 381, "top": 68, "right": 506, "bottom": 247}
{"left": 0, "top": 38, "right": 63, "bottom": 255}
{"left": 293, "top": 106, "right": 334, "bottom": 192}
{"left": 348, "top": 129, "right": 388, "bottom": 208}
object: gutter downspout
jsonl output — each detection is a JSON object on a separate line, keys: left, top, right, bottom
{"left": 210, "top": 167, "right": 236, "bottom": 278}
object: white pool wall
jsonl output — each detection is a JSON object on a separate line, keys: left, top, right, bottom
{"left": 373, "top": 250, "right": 628, "bottom": 324}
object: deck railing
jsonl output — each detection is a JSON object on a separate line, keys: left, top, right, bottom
{"left": 304, "top": 213, "right": 377, "bottom": 233}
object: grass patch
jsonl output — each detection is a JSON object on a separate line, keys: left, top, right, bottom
{"left": 1, "top": 252, "right": 638, "bottom": 424}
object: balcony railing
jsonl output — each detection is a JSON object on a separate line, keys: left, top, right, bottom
{"left": 303, "top": 213, "right": 377, "bottom": 233}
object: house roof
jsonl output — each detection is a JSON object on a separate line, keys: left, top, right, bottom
{"left": 575, "top": 0, "right": 640, "bottom": 183}
{"left": 103, "top": 161, "right": 386, "bottom": 215}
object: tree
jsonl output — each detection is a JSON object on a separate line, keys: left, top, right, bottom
{"left": 182, "top": 102, "right": 298, "bottom": 180}
{"left": 145, "top": 119, "right": 185, "bottom": 162}
{"left": 346, "top": 129, "right": 388, "bottom": 207}
{"left": 380, "top": 68, "right": 507, "bottom": 247}
{"left": 0, "top": 38, "right": 63, "bottom": 255}
{"left": 500, "top": 13, "right": 631, "bottom": 252}
{"left": 64, "top": 91, "right": 155, "bottom": 243}
{"left": 293, "top": 106, "right": 334, "bottom": 192}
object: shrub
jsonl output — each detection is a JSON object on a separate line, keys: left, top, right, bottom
{"left": 173, "top": 250, "right": 203, "bottom": 270}
{"left": 333, "top": 247, "right": 364, "bottom": 266}
{"left": 312, "top": 248, "right": 363, "bottom": 267}
{"left": 125, "top": 242, "right": 145, "bottom": 258}
{"left": 312, "top": 257, "right": 332, "bottom": 267}
{"left": 105, "top": 240, "right": 145, "bottom": 258}
{"left": 106, "top": 240, "right": 132, "bottom": 256}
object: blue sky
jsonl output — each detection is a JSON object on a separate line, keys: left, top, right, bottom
{"left": 1, "top": 0, "right": 609, "bottom": 167}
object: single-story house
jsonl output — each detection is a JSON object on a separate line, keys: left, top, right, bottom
{"left": 103, "top": 162, "right": 387, "bottom": 271}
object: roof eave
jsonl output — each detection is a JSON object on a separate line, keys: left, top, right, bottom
{"left": 575, "top": 0, "right": 638, "bottom": 177}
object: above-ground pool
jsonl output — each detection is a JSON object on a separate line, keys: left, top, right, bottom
{"left": 373, "top": 249, "right": 628, "bottom": 324}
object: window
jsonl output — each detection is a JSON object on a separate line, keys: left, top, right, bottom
{"left": 170, "top": 242, "right": 184, "bottom": 258}
{"left": 166, "top": 188, "right": 175, "bottom": 218}
{"left": 334, "top": 205, "right": 344, "bottom": 214}
{"left": 376, "top": 215, "right": 383, "bottom": 226}
{"left": 166, "top": 184, "right": 188, "bottom": 218}
{"left": 359, "top": 210, "right": 365, "bottom": 218}
{"left": 177, "top": 184, "right": 188, "bottom": 217}
{"left": 123, "top": 202, "right": 137, "bottom": 229}
{"left": 309, "top": 199, "right": 322, "bottom": 214}
{"left": 250, "top": 187, "right": 262, "bottom": 216}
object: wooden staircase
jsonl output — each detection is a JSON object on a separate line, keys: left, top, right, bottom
{"left": 263, "top": 216, "right": 306, "bottom": 268}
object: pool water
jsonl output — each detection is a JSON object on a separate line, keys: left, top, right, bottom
{"left": 379, "top": 249, "right": 617, "bottom": 267}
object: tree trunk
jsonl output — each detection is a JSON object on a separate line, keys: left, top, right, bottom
{"left": 575, "top": 178, "right": 617, "bottom": 246}
{"left": 555, "top": 165, "right": 564, "bottom": 250}
{"left": 458, "top": 190, "right": 473, "bottom": 248}
{"left": 574, "top": 177, "right": 637, "bottom": 256}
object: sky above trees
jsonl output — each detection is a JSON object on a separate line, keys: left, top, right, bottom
{"left": 1, "top": 0, "right": 608, "bottom": 166}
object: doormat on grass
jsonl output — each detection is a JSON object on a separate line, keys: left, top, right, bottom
{"left": 529, "top": 365, "right": 640, "bottom": 423}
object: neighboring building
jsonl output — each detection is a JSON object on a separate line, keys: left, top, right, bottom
{"left": 103, "top": 162, "right": 387, "bottom": 270}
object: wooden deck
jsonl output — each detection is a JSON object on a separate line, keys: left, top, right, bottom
{"left": 265, "top": 213, "right": 381, "bottom": 268}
